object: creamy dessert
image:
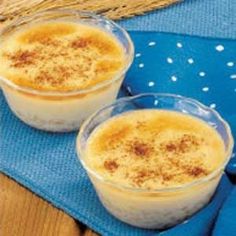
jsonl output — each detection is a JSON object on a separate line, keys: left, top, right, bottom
{"left": 86, "top": 110, "right": 225, "bottom": 189}
{"left": 78, "top": 109, "right": 230, "bottom": 229}
{"left": 0, "top": 11, "right": 133, "bottom": 131}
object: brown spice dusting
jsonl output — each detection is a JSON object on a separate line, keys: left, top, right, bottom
{"left": 130, "top": 141, "right": 153, "bottom": 157}
{"left": 132, "top": 169, "right": 172, "bottom": 187}
{"left": 186, "top": 166, "right": 208, "bottom": 177}
{"left": 35, "top": 71, "right": 58, "bottom": 85}
{"left": 52, "top": 66, "right": 72, "bottom": 79}
{"left": 8, "top": 50, "right": 37, "bottom": 68}
{"left": 162, "top": 134, "right": 200, "bottom": 154}
{"left": 180, "top": 134, "right": 200, "bottom": 151}
{"left": 165, "top": 143, "right": 177, "bottom": 152}
{"left": 86, "top": 109, "right": 221, "bottom": 189}
{"left": 102, "top": 132, "right": 208, "bottom": 187}
{"left": 162, "top": 174, "right": 173, "bottom": 181}
{"left": 125, "top": 134, "right": 207, "bottom": 186}
{"left": 104, "top": 160, "right": 119, "bottom": 172}
{"left": 103, "top": 125, "right": 131, "bottom": 149}
{"left": 71, "top": 38, "right": 88, "bottom": 49}
{"left": 130, "top": 165, "right": 207, "bottom": 187}
{"left": 1, "top": 24, "right": 124, "bottom": 91}
{"left": 132, "top": 170, "right": 154, "bottom": 186}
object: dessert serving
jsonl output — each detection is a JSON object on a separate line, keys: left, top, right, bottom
{"left": 77, "top": 94, "right": 233, "bottom": 229}
{"left": 0, "top": 10, "right": 133, "bottom": 131}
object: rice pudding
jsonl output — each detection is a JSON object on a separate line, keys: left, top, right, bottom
{"left": 86, "top": 110, "right": 225, "bottom": 189}
{"left": 0, "top": 10, "right": 133, "bottom": 131}
{"left": 77, "top": 106, "right": 232, "bottom": 229}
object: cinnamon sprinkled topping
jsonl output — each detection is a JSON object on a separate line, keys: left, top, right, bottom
{"left": 71, "top": 38, "right": 88, "bottom": 49}
{"left": 129, "top": 141, "right": 153, "bottom": 157}
{"left": 132, "top": 170, "right": 157, "bottom": 186}
{"left": 7, "top": 50, "right": 37, "bottom": 68}
{"left": 186, "top": 166, "right": 208, "bottom": 177}
{"left": 104, "top": 160, "right": 119, "bottom": 172}
{"left": 162, "top": 134, "right": 200, "bottom": 154}
{"left": 165, "top": 143, "right": 177, "bottom": 152}
{"left": 0, "top": 22, "right": 124, "bottom": 91}
{"left": 86, "top": 110, "right": 225, "bottom": 189}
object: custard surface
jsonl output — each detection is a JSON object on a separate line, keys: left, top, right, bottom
{"left": 0, "top": 21, "right": 125, "bottom": 92}
{"left": 85, "top": 110, "right": 225, "bottom": 189}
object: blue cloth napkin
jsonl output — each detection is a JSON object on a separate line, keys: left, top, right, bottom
{"left": 213, "top": 187, "right": 236, "bottom": 236}
{"left": 119, "top": 0, "right": 236, "bottom": 39}
{"left": 124, "top": 32, "right": 236, "bottom": 127}
{"left": 1, "top": 31, "right": 236, "bottom": 236}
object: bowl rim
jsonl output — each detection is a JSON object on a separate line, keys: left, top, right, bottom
{"left": 77, "top": 93, "right": 234, "bottom": 193}
{"left": 0, "top": 9, "right": 134, "bottom": 97}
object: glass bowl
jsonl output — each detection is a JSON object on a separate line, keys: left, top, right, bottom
{"left": 0, "top": 9, "right": 134, "bottom": 132}
{"left": 77, "top": 93, "right": 234, "bottom": 229}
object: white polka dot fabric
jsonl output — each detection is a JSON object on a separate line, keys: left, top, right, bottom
{"left": 124, "top": 32, "right": 236, "bottom": 122}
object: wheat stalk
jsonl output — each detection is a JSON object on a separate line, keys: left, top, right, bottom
{"left": 0, "top": 0, "right": 180, "bottom": 28}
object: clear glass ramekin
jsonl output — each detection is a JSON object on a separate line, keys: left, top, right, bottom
{"left": 0, "top": 9, "right": 134, "bottom": 132}
{"left": 77, "top": 93, "right": 234, "bottom": 229}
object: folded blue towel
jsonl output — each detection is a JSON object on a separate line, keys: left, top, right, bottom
{"left": 1, "top": 31, "right": 236, "bottom": 235}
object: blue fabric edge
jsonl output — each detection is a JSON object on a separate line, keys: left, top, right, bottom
{"left": 127, "top": 30, "right": 236, "bottom": 42}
